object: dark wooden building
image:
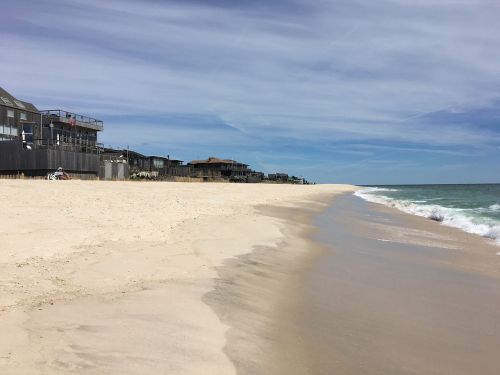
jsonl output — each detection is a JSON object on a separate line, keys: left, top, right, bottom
{"left": 267, "top": 173, "right": 289, "bottom": 183}
{"left": 0, "top": 86, "right": 103, "bottom": 178}
{"left": 40, "top": 109, "right": 102, "bottom": 151}
{"left": 0, "top": 86, "right": 41, "bottom": 143}
{"left": 188, "top": 156, "right": 255, "bottom": 181}
{"left": 149, "top": 155, "right": 191, "bottom": 178}
{"left": 101, "top": 149, "right": 191, "bottom": 179}
{"left": 101, "top": 149, "right": 150, "bottom": 175}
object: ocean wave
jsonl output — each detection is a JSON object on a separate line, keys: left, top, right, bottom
{"left": 469, "top": 204, "right": 500, "bottom": 215}
{"left": 363, "top": 187, "right": 399, "bottom": 192}
{"left": 489, "top": 204, "right": 500, "bottom": 212}
{"left": 354, "top": 188, "right": 500, "bottom": 244}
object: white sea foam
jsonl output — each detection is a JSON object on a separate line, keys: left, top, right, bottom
{"left": 354, "top": 188, "right": 500, "bottom": 244}
{"left": 489, "top": 204, "right": 500, "bottom": 212}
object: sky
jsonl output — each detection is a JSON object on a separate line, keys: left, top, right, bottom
{"left": 1, "top": 0, "right": 500, "bottom": 184}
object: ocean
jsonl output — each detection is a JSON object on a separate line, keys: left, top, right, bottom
{"left": 355, "top": 184, "right": 500, "bottom": 243}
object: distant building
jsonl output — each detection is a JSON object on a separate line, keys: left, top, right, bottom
{"left": 102, "top": 149, "right": 149, "bottom": 175}
{"left": 289, "top": 176, "right": 305, "bottom": 184}
{"left": 246, "top": 171, "right": 265, "bottom": 183}
{"left": 0, "top": 86, "right": 103, "bottom": 178}
{"left": 267, "top": 173, "right": 289, "bottom": 183}
{"left": 0, "top": 86, "right": 307, "bottom": 182}
{"left": 188, "top": 156, "right": 253, "bottom": 181}
{"left": 101, "top": 149, "right": 191, "bottom": 179}
{"left": 148, "top": 155, "right": 189, "bottom": 178}
{"left": 99, "top": 150, "right": 129, "bottom": 180}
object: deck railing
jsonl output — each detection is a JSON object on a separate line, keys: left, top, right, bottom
{"left": 32, "top": 139, "right": 104, "bottom": 154}
{"left": 40, "top": 110, "right": 104, "bottom": 131}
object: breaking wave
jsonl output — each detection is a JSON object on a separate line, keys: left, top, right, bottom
{"left": 354, "top": 188, "right": 500, "bottom": 244}
{"left": 489, "top": 204, "right": 500, "bottom": 212}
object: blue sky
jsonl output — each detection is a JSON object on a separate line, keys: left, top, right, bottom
{"left": 1, "top": 0, "right": 500, "bottom": 184}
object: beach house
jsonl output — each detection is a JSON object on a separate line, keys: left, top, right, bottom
{"left": 100, "top": 149, "right": 192, "bottom": 180}
{"left": 0, "top": 86, "right": 104, "bottom": 178}
{"left": 149, "top": 155, "right": 193, "bottom": 179}
{"left": 267, "top": 173, "right": 289, "bottom": 183}
{"left": 188, "top": 156, "right": 254, "bottom": 182}
{"left": 0, "top": 87, "right": 40, "bottom": 143}
{"left": 0, "top": 86, "right": 297, "bottom": 183}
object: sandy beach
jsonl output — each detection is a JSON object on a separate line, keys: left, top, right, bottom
{"left": 0, "top": 180, "right": 355, "bottom": 374}
{"left": 3, "top": 180, "right": 500, "bottom": 375}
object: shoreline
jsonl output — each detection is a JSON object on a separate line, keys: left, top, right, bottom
{"left": 361, "top": 199, "right": 500, "bottom": 278}
{"left": 0, "top": 180, "right": 356, "bottom": 374}
{"left": 354, "top": 186, "right": 500, "bottom": 247}
{"left": 203, "top": 193, "right": 340, "bottom": 374}
{"left": 303, "top": 194, "right": 500, "bottom": 374}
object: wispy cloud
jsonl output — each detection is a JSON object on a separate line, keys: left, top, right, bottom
{"left": 1, "top": 0, "right": 500, "bottom": 182}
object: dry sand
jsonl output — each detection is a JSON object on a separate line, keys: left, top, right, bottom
{"left": 0, "top": 180, "right": 355, "bottom": 374}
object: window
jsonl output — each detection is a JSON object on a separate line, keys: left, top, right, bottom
{"left": 153, "top": 159, "right": 164, "bottom": 168}
{"left": 7, "top": 109, "right": 14, "bottom": 118}
{"left": 20, "top": 112, "right": 27, "bottom": 121}
{"left": 22, "top": 124, "right": 33, "bottom": 134}
{"left": 1, "top": 97, "right": 12, "bottom": 106}
{"left": 13, "top": 100, "right": 26, "bottom": 109}
{"left": 22, "top": 124, "right": 33, "bottom": 143}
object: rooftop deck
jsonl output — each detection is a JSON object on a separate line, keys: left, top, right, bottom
{"left": 41, "top": 110, "right": 104, "bottom": 131}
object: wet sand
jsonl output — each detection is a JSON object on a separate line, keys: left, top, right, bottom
{"left": 304, "top": 194, "right": 500, "bottom": 374}
{"left": 204, "top": 202, "right": 328, "bottom": 375}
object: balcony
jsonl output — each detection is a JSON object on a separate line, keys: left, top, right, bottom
{"left": 40, "top": 110, "right": 104, "bottom": 132}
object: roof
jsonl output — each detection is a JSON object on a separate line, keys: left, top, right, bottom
{"left": 189, "top": 156, "right": 248, "bottom": 166}
{"left": 149, "top": 155, "right": 183, "bottom": 164}
{"left": 102, "top": 148, "right": 146, "bottom": 159}
{"left": 102, "top": 149, "right": 183, "bottom": 163}
{"left": 0, "top": 86, "right": 39, "bottom": 113}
